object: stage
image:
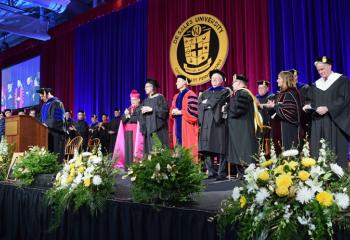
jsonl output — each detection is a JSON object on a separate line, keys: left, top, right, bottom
{"left": 0, "top": 176, "right": 239, "bottom": 240}
{"left": 0, "top": 176, "right": 349, "bottom": 240}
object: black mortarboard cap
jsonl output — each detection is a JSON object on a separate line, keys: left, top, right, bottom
{"left": 315, "top": 56, "right": 333, "bottom": 65}
{"left": 146, "top": 78, "right": 159, "bottom": 88}
{"left": 288, "top": 69, "right": 299, "bottom": 77}
{"left": 209, "top": 69, "right": 226, "bottom": 81}
{"left": 233, "top": 74, "right": 248, "bottom": 83}
{"left": 257, "top": 80, "right": 270, "bottom": 86}
{"left": 36, "top": 87, "right": 52, "bottom": 94}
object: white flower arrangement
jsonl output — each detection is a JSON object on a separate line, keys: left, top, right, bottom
{"left": 46, "top": 146, "right": 118, "bottom": 224}
{"left": 216, "top": 139, "right": 350, "bottom": 240}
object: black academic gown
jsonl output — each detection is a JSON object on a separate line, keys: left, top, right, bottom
{"left": 256, "top": 93, "right": 271, "bottom": 126}
{"left": 39, "top": 97, "right": 66, "bottom": 162}
{"left": 97, "top": 122, "right": 110, "bottom": 154}
{"left": 306, "top": 75, "right": 350, "bottom": 168}
{"left": 271, "top": 88, "right": 302, "bottom": 153}
{"left": 198, "top": 86, "right": 230, "bottom": 155}
{"left": 108, "top": 117, "right": 121, "bottom": 153}
{"left": 139, "top": 94, "right": 169, "bottom": 154}
{"left": 227, "top": 89, "right": 258, "bottom": 165}
{"left": 65, "top": 118, "right": 76, "bottom": 139}
{"left": 74, "top": 120, "right": 90, "bottom": 151}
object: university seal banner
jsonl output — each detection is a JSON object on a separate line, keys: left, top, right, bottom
{"left": 170, "top": 14, "right": 229, "bottom": 86}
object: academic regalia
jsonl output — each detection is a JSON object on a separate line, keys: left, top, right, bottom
{"left": 270, "top": 88, "right": 302, "bottom": 153}
{"left": 65, "top": 117, "right": 76, "bottom": 140}
{"left": 198, "top": 86, "right": 230, "bottom": 155}
{"left": 306, "top": 73, "right": 350, "bottom": 167}
{"left": 256, "top": 93, "right": 272, "bottom": 126}
{"left": 114, "top": 106, "right": 143, "bottom": 169}
{"left": 227, "top": 89, "right": 258, "bottom": 165}
{"left": 39, "top": 97, "right": 66, "bottom": 162}
{"left": 256, "top": 90, "right": 275, "bottom": 156}
{"left": 108, "top": 117, "right": 121, "bottom": 153}
{"left": 97, "top": 122, "right": 110, "bottom": 154}
{"left": 74, "top": 120, "right": 89, "bottom": 151}
{"left": 139, "top": 94, "right": 169, "bottom": 154}
{"left": 170, "top": 88, "right": 199, "bottom": 162}
{"left": 88, "top": 122, "right": 99, "bottom": 142}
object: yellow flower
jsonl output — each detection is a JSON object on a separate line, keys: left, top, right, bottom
{"left": 275, "top": 186, "right": 289, "bottom": 197}
{"left": 301, "top": 157, "right": 316, "bottom": 167}
{"left": 258, "top": 171, "right": 270, "bottom": 181}
{"left": 240, "top": 196, "right": 246, "bottom": 208}
{"left": 286, "top": 161, "right": 298, "bottom": 171}
{"left": 276, "top": 174, "right": 293, "bottom": 188}
{"left": 84, "top": 178, "right": 91, "bottom": 187}
{"left": 316, "top": 191, "right": 333, "bottom": 207}
{"left": 69, "top": 163, "right": 75, "bottom": 169}
{"left": 0, "top": 156, "right": 3, "bottom": 162}
{"left": 298, "top": 170, "right": 310, "bottom": 181}
{"left": 273, "top": 165, "right": 285, "bottom": 175}
{"left": 75, "top": 159, "right": 83, "bottom": 167}
{"left": 261, "top": 160, "right": 273, "bottom": 168}
{"left": 66, "top": 175, "right": 74, "bottom": 184}
{"left": 78, "top": 166, "right": 85, "bottom": 174}
{"left": 69, "top": 168, "right": 76, "bottom": 177}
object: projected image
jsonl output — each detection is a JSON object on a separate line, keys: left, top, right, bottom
{"left": 1, "top": 56, "right": 40, "bottom": 111}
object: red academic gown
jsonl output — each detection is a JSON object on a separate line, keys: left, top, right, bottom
{"left": 170, "top": 89, "right": 199, "bottom": 162}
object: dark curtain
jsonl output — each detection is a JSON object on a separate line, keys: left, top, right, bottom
{"left": 147, "top": 0, "right": 271, "bottom": 102}
{"left": 0, "top": 183, "right": 217, "bottom": 240}
{"left": 41, "top": 31, "right": 75, "bottom": 112}
{"left": 269, "top": 0, "right": 350, "bottom": 92}
{"left": 74, "top": 0, "right": 148, "bottom": 121}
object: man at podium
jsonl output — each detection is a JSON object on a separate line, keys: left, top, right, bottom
{"left": 36, "top": 88, "right": 66, "bottom": 162}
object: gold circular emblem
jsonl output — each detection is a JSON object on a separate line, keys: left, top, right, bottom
{"left": 170, "top": 14, "right": 229, "bottom": 86}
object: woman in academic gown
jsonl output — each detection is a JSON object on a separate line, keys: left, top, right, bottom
{"left": 265, "top": 71, "right": 303, "bottom": 153}
{"left": 139, "top": 79, "right": 169, "bottom": 154}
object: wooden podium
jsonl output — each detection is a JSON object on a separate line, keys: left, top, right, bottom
{"left": 5, "top": 115, "right": 48, "bottom": 152}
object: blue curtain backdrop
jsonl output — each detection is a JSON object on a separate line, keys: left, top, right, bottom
{"left": 74, "top": 0, "right": 147, "bottom": 122}
{"left": 269, "top": 0, "right": 350, "bottom": 93}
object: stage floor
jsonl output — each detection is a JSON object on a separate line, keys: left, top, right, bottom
{"left": 114, "top": 174, "right": 241, "bottom": 211}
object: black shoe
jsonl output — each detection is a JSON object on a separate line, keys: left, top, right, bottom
{"left": 215, "top": 175, "right": 227, "bottom": 181}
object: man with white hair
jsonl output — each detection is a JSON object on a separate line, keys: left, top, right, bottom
{"left": 198, "top": 69, "right": 230, "bottom": 180}
{"left": 304, "top": 56, "right": 350, "bottom": 167}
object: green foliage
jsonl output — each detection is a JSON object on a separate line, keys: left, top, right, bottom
{"left": 13, "top": 146, "right": 60, "bottom": 186}
{"left": 45, "top": 151, "right": 118, "bottom": 228}
{"left": 126, "top": 135, "right": 206, "bottom": 205}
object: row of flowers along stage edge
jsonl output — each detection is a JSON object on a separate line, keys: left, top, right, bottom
{"left": 45, "top": 147, "right": 119, "bottom": 227}
{"left": 215, "top": 139, "right": 350, "bottom": 240}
